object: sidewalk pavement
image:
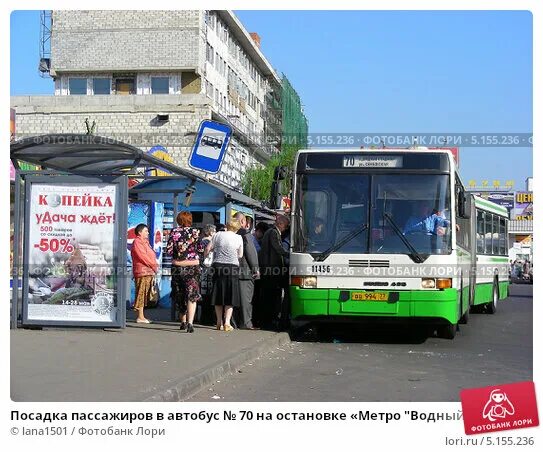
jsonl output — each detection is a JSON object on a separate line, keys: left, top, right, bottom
{"left": 10, "top": 308, "right": 291, "bottom": 402}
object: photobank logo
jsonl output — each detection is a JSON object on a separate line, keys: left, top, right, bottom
{"left": 460, "top": 381, "right": 539, "bottom": 435}
{"left": 482, "top": 389, "right": 515, "bottom": 421}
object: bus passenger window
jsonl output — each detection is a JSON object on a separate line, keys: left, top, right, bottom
{"left": 476, "top": 211, "right": 484, "bottom": 253}
{"left": 492, "top": 214, "right": 499, "bottom": 255}
{"left": 484, "top": 212, "right": 493, "bottom": 254}
{"left": 499, "top": 217, "right": 506, "bottom": 255}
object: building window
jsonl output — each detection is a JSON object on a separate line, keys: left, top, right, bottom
{"left": 206, "top": 43, "right": 214, "bottom": 65}
{"left": 151, "top": 77, "right": 169, "bottom": 94}
{"left": 219, "top": 20, "right": 228, "bottom": 43}
{"left": 69, "top": 78, "right": 87, "bottom": 95}
{"left": 92, "top": 78, "right": 110, "bottom": 95}
{"left": 115, "top": 77, "right": 135, "bottom": 95}
{"left": 228, "top": 35, "right": 236, "bottom": 55}
{"left": 206, "top": 11, "right": 216, "bottom": 30}
{"left": 205, "top": 80, "right": 213, "bottom": 99}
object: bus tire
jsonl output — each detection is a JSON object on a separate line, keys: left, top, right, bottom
{"left": 437, "top": 322, "right": 457, "bottom": 339}
{"left": 459, "top": 308, "right": 469, "bottom": 324}
{"left": 486, "top": 281, "right": 498, "bottom": 314}
{"left": 459, "top": 284, "right": 469, "bottom": 324}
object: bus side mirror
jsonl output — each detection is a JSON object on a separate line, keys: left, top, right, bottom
{"left": 464, "top": 194, "right": 472, "bottom": 219}
{"left": 273, "top": 166, "right": 288, "bottom": 180}
{"left": 270, "top": 165, "right": 289, "bottom": 209}
{"left": 459, "top": 192, "right": 471, "bottom": 219}
{"left": 270, "top": 181, "right": 282, "bottom": 209}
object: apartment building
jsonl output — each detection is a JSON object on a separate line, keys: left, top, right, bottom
{"left": 12, "top": 10, "right": 299, "bottom": 189}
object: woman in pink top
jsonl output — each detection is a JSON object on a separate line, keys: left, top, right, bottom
{"left": 131, "top": 224, "right": 158, "bottom": 324}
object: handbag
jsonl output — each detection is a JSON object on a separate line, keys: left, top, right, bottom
{"left": 203, "top": 251, "right": 214, "bottom": 268}
{"left": 148, "top": 277, "right": 160, "bottom": 308}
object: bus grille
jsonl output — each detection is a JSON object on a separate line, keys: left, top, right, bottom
{"left": 348, "top": 259, "right": 390, "bottom": 268}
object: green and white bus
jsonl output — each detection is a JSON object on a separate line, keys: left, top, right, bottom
{"left": 469, "top": 195, "right": 510, "bottom": 313}
{"left": 288, "top": 148, "right": 509, "bottom": 339}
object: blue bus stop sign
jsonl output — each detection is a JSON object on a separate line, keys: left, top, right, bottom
{"left": 188, "top": 120, "right": 232, "bottom": 174}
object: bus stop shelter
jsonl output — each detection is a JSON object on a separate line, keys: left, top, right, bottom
{"left": 10, "top": 134, "right": 274, "bottom": 329}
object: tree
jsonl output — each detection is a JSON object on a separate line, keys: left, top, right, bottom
{"left": 241, "top": 144, "right": 299, "bottom": 202}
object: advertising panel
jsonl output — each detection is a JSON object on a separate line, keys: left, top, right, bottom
{"left": 126, "top": 201, "right": 163, "bottom": 308}
{"left": 127, "top": 201, "right": 151, "bottom": 267}
{"left": 145, "top": 146, "right": 174, "bottom": 177}
{"left": 514, "top": 192, "right": 533, "bottom": 220}
{"left": 24, "top": 182, "right": 120, "bottom": 324}
{"left": 151, "top": 202, "right": 164, "bottom": 266}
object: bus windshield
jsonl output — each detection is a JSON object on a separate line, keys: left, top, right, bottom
{"left": 294, "top": 173, "right": 452, "bottom": 255}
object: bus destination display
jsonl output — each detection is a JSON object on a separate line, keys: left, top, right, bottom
{"left": 342, "top": 155, "right": 403, "bottom": 168}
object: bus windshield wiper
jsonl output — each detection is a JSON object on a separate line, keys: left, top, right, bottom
{"left": 313, "top": 224, "right": 368, "bottom": 262}
{"left": 383, "top": 213, "right": 427, "bottom": 263}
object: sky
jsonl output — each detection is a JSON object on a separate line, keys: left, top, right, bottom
{"left": 10, "top": 10, "right": 533, "bottom": 190}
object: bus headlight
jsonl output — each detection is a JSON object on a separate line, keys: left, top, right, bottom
{"left": 436, "top": 278, "right": 452, "bottom": 289}
{"left": 291, "top": 276, "right": 318, "bottom": 288}
{"left": 421, "top": 278, "right": 436, "bottom": 289}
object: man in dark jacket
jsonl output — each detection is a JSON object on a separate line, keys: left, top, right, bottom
{"left": 233, "top": 212, "right": 260, "bottom": 329}
{"left": 257, "top": 214, "right": 290, "bottom": 329}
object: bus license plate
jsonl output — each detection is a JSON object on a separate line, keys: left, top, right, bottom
{"left": 351, "top": 292, "right": 389, "bottom": 301}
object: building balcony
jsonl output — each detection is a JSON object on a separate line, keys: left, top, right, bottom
{"left": 11, "top": 93, "right": 211, "bottom": 113}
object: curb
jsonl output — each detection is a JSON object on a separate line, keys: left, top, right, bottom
{"left": 143, "top": 332, "right": 292, "bottom": 402}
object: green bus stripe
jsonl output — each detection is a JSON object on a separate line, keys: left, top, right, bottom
{"left": 477, "top": 256, "right": 509, "bottom": 263}
{"left": 487, "top": 257, "right": 509, "bottom": 263}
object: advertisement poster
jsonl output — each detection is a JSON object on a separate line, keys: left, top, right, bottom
{"left": 126, "top": 202, "right": 163, "bottom": 308}
{"left": 514, "top": 191, "right": 533, "bottom": 220}
{"left": 26, "top": 183, "right": 118, "bottom": 323}
{"left": 469, "top": 191, "right": 515, "bottom": 218}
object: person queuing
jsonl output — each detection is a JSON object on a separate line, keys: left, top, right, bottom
{"left": 280, "top": 223, "right": 291, "bottom": 330}
{"left": 249, "top": 222, "right": 270, "bottom": 325}
{"left": 233, "top": 212, "right": 260, "bottom": 329}
{"left": 205, "top": 219, "right": 244, "bottom": 332}
{"left": 199, "top": 224, "right": 216, "bottom": 325}
{"left": 250, "top": 222, "right": 270, "bottom": 253}
{"left": 130, "top": 223, "right": 158, "bottom": 324}
{"left": 166, "top": 211, "right": 204, "bottom": 333}
{"left": 257, "top": 214, "right": 290, "bottom": 330}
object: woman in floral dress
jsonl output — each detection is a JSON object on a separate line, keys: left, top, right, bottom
{"left": 166, "top": 211, "right": 204, "bottom": 333}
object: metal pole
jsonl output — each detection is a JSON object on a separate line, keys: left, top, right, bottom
{"left": 173, "top": 193, "right": 178, "bottom": 224}
{"left": 171, "top": 193, "right": 178, "bottom": 322}
{"left": 11, "top": 174, "right": 22, "bottom": 329}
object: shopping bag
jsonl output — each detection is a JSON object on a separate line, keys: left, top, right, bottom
{"left": 148, "top": 277, "right": 160, "bottom": 308}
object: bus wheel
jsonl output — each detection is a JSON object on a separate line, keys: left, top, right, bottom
{"left": 436, "top": 323, "right": 457, "bottom": 340}
{"left": 486, "top": 282, "right": 498, "bottom": 314}
{"left": 459, "top": 308, "right": 469, "bottom": 324}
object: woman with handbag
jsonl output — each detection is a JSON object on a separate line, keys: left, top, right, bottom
{"left": 166, "top": 211, "right": 204, "bottom": 333}
{"left": 205, "top": 219, "right": 243, "bottom": 332}
{"left": 131, "top": 223, "right": 158, "bottom": 324}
